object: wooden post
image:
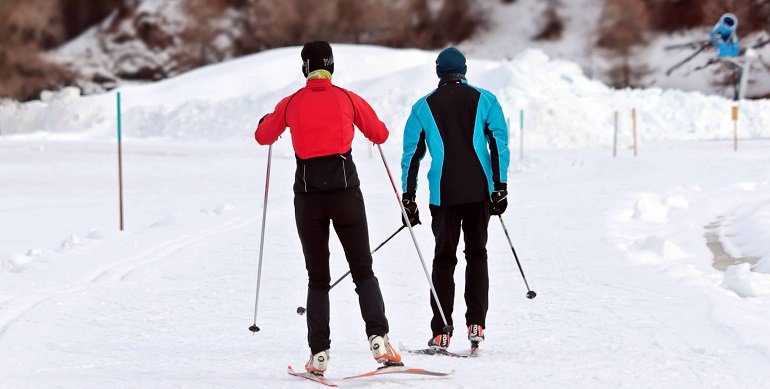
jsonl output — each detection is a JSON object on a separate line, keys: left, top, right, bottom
{"left": 117, "top": 92, "right": 124, "bottom": 231}
{"left": 631, "top": 108, "right": 638, "bottom": 157}
{"left": 613, "top": 110, "right": 619, "bottom": 157}
{"left": 732, "top": 105, "right": 739, "bottom": 152}
{"left": 519, "top": 109, "right": 524, "bottom": 161}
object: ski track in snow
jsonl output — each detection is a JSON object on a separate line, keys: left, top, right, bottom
{"left": 0, "top": 216, "right": 256, "bottom": 340}
{"left": 90, "top": 216, "right": 256, "bottom": 284}
{"left": 2, "top": 139, "right": 770, "bottom": 387}
{"left": 0, "top": 296, "right": 49, "bottom": 338}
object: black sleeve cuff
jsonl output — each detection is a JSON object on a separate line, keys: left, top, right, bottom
{"left": 494, "top": 182, "right": 507, "bottom": 191}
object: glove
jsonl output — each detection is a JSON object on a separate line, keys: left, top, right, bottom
{"left": 401, "top": 192, "right": 421, "bottom": 227}
{"left": 489, "top": 183, "right": 508, "bottom": 216}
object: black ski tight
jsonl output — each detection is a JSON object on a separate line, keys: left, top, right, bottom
{"left": 429, "top": 200, "right": 490, "bottom": 336}
{"left": 295, "top": 188, "right": 389, "bottom": 354}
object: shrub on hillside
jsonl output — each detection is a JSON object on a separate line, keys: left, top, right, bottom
{"left": 645, "top": 0, "right": 770, "bottom": 34}
{"left": 645, "top": 0, "right": 704, "bottom": 32}
{"left": 598, "top": 0, "right": 652, "bottom": 87}
{"left": 533, "top": 0, "right": 564, "bottom": 41}
{"left": 0, "top": 1, "right": 76, "bottom": 101}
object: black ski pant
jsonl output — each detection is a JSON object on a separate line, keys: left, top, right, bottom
{"left": 294, "top": 187, "right": 389, "bottom": 354}
{"left": 429, "top": 200, "right": 490, "bottom": 337}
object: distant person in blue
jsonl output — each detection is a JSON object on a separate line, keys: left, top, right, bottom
{"left": 400, "top": 47, "right": 510, "bottom": 351}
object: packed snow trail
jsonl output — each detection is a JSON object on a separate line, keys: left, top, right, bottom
{"left": 1, "top": 139, "right": 769, "bottom": 388}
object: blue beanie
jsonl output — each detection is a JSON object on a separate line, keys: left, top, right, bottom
{"left": 435, "top": 47, "right": 467, "bottom": 78}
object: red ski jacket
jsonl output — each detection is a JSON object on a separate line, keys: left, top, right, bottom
{"left": 255, "top": 79, "right": 388, "bottom": 159}
{"left": 255, "top": 78, "right": 389, "bottom": 193}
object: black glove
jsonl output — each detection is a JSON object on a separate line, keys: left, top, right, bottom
{"left": 489, "top": 183, "right": 508, "bottom": 216}
{"left": 401, "top": 192, "right": 421, "bottom": 226}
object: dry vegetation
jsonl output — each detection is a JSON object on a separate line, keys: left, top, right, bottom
{"left": 598, "top": 0, "right": 770, "bottom": 88}
{"left": 181, "top": 0, "right": 485, "bottom": 63}
{"left": 534, "top": 0, "right": 564, "bottom": 41}
{"left": 0, "top": 0, "right": 121, "bottom": 101}
{"left": 0, "top": 1, "right": 70, "bottom": 101}
{"left": 1, "top": 0, "right": 769, "bottom": 100}
{"left": 1, "top": 0, "right": 485, "bottom": 100}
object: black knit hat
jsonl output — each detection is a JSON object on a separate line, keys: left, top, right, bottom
{"left": 301, "top": 41, "right": 334, "bottom": 77}
{"left": 435, "top": 47, "right": 467, "bottom": 78}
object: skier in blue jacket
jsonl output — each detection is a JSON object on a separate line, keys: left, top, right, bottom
{"left": 400, "top": 47, "right": 510, "bottom": 351}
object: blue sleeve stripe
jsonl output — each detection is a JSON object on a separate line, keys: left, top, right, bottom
{"left": 401, "top": 96, "right": 444, "bottom": 205}
{"left": 402, "top": 98, "right": 431, "bottom": 195}
{"left": 472, "top": 86, "right": 510, "bottom": 191}
{"left": 417, "top": 105, "right": 444, "bottom": 205}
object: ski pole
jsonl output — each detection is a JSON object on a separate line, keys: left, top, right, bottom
{"left": 249, "top": 145, "right": 273, "bottom": 333}
{"left": 497, "top": 215, "right": 537, "bottom": 299}
{"left": 377, "top": 144, "right": 453, "bottom": 334}
{"left": 296, "top": 225, "right": 406, "bottom": 315}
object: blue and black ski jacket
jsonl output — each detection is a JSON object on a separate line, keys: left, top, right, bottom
{"left": 401, "top": 75, "right": 509, "bottom": 206}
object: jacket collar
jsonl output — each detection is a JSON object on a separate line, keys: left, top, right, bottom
{"left": 438, "top": 73, "right": 467, "bottom": 87}
{"left": 306, "top": 78, "right": 332, "bottom": 87}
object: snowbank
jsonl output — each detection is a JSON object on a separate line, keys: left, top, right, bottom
{"left": 2, "top": 46, "right": 769, "bottom": 148}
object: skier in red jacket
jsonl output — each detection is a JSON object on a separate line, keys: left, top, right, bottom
{"left": 255, "top": 41, "right": 401, "bottom": 376}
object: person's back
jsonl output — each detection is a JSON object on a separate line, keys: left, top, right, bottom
{"left": 254, "top": 41, "right": 401, "bottom": 377}
{"left": 400, "top": 47, "right": 510, "bottom": 352}
{"left": 403, "top": 72, "right": 508, "bottom": 207}
{"left": 419, "top": 77, "right": 491, "bottom": 205}
{"left": 256, "top": 56, "right": 387, "bottom": 194}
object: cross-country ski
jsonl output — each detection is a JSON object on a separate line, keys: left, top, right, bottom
{"left": 287, "top": 366, "right": 338, "bottom": 387}
{"left": 343, "top": 365, "right": 454, "bottom": 380}
{"left": 399, "top": 342, "right": 479, "bottom": 358}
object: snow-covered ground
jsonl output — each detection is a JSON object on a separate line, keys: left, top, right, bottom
{"left": 2, "top": 45, "right": 770, "bottom": 388}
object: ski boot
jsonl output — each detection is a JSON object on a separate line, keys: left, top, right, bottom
{"left": 304, "top": 349, "right": 329, "bottom": 376}
{"left": 427, "top": 333, "right": 451, "bottom": 350}
{"left": 468, "top": 324, "right": 484, "bottom": 350}
{"left": 369, "top": 334, "right": 403, "bottom": 367}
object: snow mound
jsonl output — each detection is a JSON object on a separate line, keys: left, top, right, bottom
{"left": 722, "top": 263, "right": 770, "bottom": 297}
{"left": 56, "top": 234, "right": 81, "bottom": 252}
{"left": 0, "top": 252, "right": 34, "bottom": 273}
{"left": 631, "top": 236, "right": 687, "bottom": 261}
{"left": 719, "top": 200, "right": 770, "bottom": 260}
{"left": 632, "top": 194, "right": 688, "bottom": 222}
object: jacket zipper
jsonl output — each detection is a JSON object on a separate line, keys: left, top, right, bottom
{"left": 303, "top": 165, "right": 307, "bottom": 192}
{"left": 340, "top": 155, "right": 348, "bottom": 188}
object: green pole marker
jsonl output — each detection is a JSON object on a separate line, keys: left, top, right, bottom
{"left": 117, "top": 92, "right": 122, "bottom": 141}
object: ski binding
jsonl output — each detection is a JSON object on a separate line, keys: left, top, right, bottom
{"left": 399, "top": 341, "right": 480, "bottom": 358}
{"left": 288, "top": 365, "right": 338, "bottom": 387}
